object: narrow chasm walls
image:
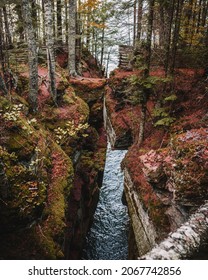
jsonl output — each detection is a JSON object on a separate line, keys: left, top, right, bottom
{"left": 65, "top": 77, "right": 107, "bottom": 259}
{"left": 0, "top": 51, "right": 107, "bottom": 259}
{"left": 105, "top": 68, "right": 208, "bottom": 260}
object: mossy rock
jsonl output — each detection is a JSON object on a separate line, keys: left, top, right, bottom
{"left": 168, "top": 128, "right": 208, "bottom": 205}
{"left": 0, "top": 96, "right": 11, "bottom": 111}
{"left": 6, "top": 130, "right": 37, "bottom": 160}
{"left": 76, "top": 96, "right": 90, "bottom": 122}
{"left": 0, "top": 146, "right": 47, "bottom": 228}
{"left": 36, "top": 142, "right": 74, "bottom": 259}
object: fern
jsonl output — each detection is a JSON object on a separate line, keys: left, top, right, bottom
{"left": 164, "top": 94, "right": 177, "bottom": 101}
{"left": 153, "top": 107, "right": 168, "bottom": 117}
{"left": 154, "top": 117, "right": 176, "bottom": 127}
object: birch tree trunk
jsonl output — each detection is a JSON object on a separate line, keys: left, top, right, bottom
{"left": 0, "top": 9, "right": 5, "bottom": 75}
{"left": 68, "top": 0, "right": 77, "bottom": 76}
{"left": 44, "top": 0, "right": 57, "bottom": 103}
{"left": 22, "top": 0, "right": 38, "bottom": 112}
{"left": 0, "top": 9, "right": 7, "bottom": 96}
{"left": 64, "top": 0, "right": 68, "bottom": 44}
{"left": 140, "top": 201, "right": 208, "bottom": 260}
{"left": 0, "top": 10, "right": 8, "bottom": 96}
{"left": 3, "top": 6, "right": 12, "bottom": 47}
{"left": 41, "top": 0, "right": 46, "bottom": 45}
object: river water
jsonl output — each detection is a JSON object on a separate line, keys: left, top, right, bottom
{"left": 82, "top": 143, "right": 129, "bottom": 260}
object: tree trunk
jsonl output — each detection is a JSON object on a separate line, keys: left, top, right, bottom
{"left": 86, "top": 5, "right": 91, "bottom": 50}
{"left": 64, "top": 0, "right": 68, "bottom": 44}
{"left": 137, "top": 103, "right": 146, "bottom": 146}
{"left": 105, "top": 48, "right": 111, "bottom": 77}
{"left": 139, "top": 201, "right": 208, "bottom": 260}
{"left": 201, "top": 0, "right": 208, "bottom": 45}
{"left": 57, "top": 0, "right": 62, "bottom": 44}
{"left": 100, "top": 23, "right": 105, "bottom": 69}
{"left": 201, "top": 0, "right": 208, "bottom": 28}
{"left": 15, "top": 4, "right": 25, "bottom": 42}
{"left": 68, "top": 0, "right": 77, "bottom": 76}
{"left": 41, "top": 0, "right": 46, "bottom": 45}
{"left": 196, "top": 0, "right": 202, "bottom": 34}
{"left": 76, "top": 0, "right": 82, "bottom": 73}
{"left": 190, "top": 0, "right": 197, "bottom": 45}
{"left": 22, "top": 0, "right": 38, "bottom": 112}
{"left": 184, "top": 0, "right": 193, "bottom": 44}
{"left": 137, "top": 0, "right": 154, "bottom": 147}
{"left": 133, "top": 0, "right": 137, "bottom": 46}
{"left": 44, "top": 0, "right": 57, "bottom": 103}
{"left": 0, "top": 9, "right": 5, "bottom": 75}
{"left": 51, "top": 0, "right": 56, "bottom": 44}
{"left": 158, "top": 2, "right": 165, "bottom": 47}
{"left": 169, "top": 0, "right": 184, "bottom": 75}
{"left": 144, "top": 0, "right": 155, "bottom": 78}
{"left": 164, "top": 0, "right": 175, "bottom": 76}
{"left": 31, "top": 0, "right": 38, "bottom": 38}
{"left": 137, "top": 0, "right": 143, "bottom": 42}
{"left": 3, "top": 6, "right": 12, "bottom": 47}
{"left": 0, "top": 10, "right": 7, "bottom": 95}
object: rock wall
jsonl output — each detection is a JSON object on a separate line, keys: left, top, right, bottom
{"left": 124, "top": 168, "right": 157, "bottom": 258}
{"left": 103, "top": 96, "right": 133, "bottom": 149}
{"left": 103, "top": 97, "right": 117, "bottom": 147}
{"left": 104, "top": 68, "right": 208, "bottom": 260}
{"left": 64, "top": 77, "right": 107, "bottom": 259}
{"left": 0, "top": 73, "right": 107, "bottom": 259}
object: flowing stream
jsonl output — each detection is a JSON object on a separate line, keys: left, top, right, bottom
{"left": 82, "top": 143, "right": 129, "bottom": 260}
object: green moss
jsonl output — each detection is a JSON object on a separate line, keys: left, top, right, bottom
{"left": 6, "top": 132, "right": 36, "bottom": 158}
{"left": 94, "top": 148, "right": 106, "bottom": 172}
{"left": 0, "top": 71, "right": 106, "bottom": 259}
{"left": 0, "top": 145, "right": 47, "bottom": 223}
{"left": 36, "top": 142, "right": 74, "bottom": 259}
{"left": 0, "top": 96, "right": 11, "bottom": 111}
{"left": 76, "top": 96, "right": 90, "bottom": 122}
{"left": 62, "top": 93, "right": 76, "bottom": 105}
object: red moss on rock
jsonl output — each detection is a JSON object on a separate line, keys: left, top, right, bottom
{"left": 108, "top": 67, "right": 208, "bottom": 239}
{"left": 70, "top": 77, "right": 106, "bottom": 91}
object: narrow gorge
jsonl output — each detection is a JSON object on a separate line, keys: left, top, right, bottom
{"left": 1, "top": 37, "right": 208, "bottom": 261}
{"left": 82, "top": 143, "right": 128, "bottom": 260}
{"left": 1, "top": 55, "right": 208, "bottom": 260}
{"left": 102, "top": 67, "right": 208, "bottom": 260}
